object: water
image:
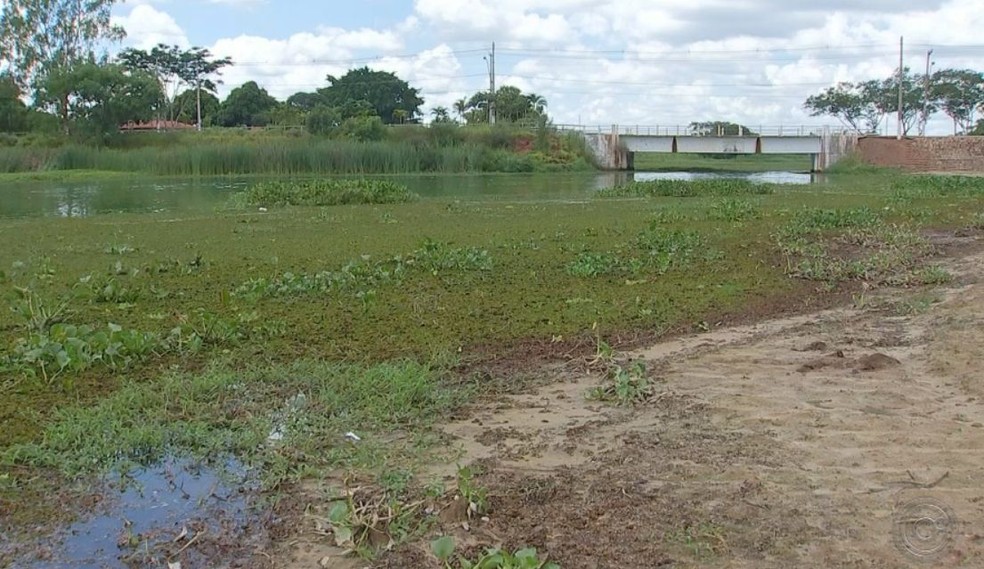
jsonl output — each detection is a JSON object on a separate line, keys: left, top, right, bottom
{"left": 0, "top": 170, "right": 818, "bottom": 219}
{"left": 8, "top": 458, "right": 262, "bottom": 569}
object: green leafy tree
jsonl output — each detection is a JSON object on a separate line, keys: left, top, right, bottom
{"left": 217, "top": 81, "right": 278, "bottom": 127}
{"left": 306, "top": 106, "right": 342, "bottom": 135}
{"left": 460, "top": 86, "right": 546, "bottom": 125}
{"left": 173, "top": 89, "right": 219, "bottom": 126}
{"left": 526, "top": 92, "right": 548, "bottom": 115}
{"left": 876, "top": 69, "right": 930, "bottom": 136}
{"left": 453, "top": 97, "right": 468, "bottom": 121}
{"left": 118, "top": 44, "right": 231, "bottom": 128}
{"left": 286, "top": 91, "right": 325, "bottom": 112}
{"left": 931, "top": 69, "right": 984, "bottom": 134}
{"left": 338, "top": 115, "right": 386, "bottom": 141}
{"left": 688, "top": 121, "right": 758, "bottom": 136}
{"left": 0, "top": 73, "right": 29, "bottom": 132}
{"left": 804, "top": 81, "right": 883, "bottom": 133}
{"left": 38, "top": 62, "right": 160, "bottom": 142}
{"left": 0, "top": 0, "right": 125, "bottom": 99}
{"left": 317, "top": 67, "right": 423, "bottom": 124}
{"left": 431, "top": 106, "right": 453, "bottom": 124}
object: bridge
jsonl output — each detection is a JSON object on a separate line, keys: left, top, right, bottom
{"left": 560, "top": 125, "right": 859, "bottom": 172}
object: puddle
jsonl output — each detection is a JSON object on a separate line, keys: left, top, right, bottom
{"left": 9, "top": 457, "right": 266, "bottom": 568}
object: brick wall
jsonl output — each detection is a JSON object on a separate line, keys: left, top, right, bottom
{"left": 857, "top": 136, "right": 984, "bottom": 172}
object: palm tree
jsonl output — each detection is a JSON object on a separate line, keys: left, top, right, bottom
{"left": 431, "top": 106, "right": 451, "bottom": 124}
{"left": 453, "top": 98, "right": 468, "bottom": 120}
{"left": 526, "top": 93, "right": 547, "bottom": 115}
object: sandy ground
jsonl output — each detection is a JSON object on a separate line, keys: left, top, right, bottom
{"left": 288, "top": 243, "right": 984, "bottom": 569}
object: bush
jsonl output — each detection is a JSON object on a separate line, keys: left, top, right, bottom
{"left": 236, "top": 179, "right": 418, "bottom": 207}
{"left": 339, "top": 116, "right": 386, "bottom": 142}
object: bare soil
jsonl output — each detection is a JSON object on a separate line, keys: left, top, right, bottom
{"left": 305, "top": 247, "right": 984, "bottom": 569}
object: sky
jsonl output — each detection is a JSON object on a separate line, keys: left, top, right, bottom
{"left": 112, "top": 0, "right": 984, "bottom": 134}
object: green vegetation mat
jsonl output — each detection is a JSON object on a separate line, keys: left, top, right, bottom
{"left": 2, "top": 172, "right": 983, "bottom": 533}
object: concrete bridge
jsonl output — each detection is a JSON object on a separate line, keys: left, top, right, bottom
{"left": 564, "top": 125, "right": 858, "bottom": 172}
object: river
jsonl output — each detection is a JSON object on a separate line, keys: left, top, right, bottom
{"left": 0, "top": 170, "right": 819, "bottom": 218}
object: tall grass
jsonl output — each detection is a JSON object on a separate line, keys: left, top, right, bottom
{"left": 598, "top": 178, "right": 777, "bottom": 198}
{"left": 0, "top": 128, "right": 592, "bottom": 175}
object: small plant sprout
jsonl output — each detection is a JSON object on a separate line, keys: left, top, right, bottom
{"left": 431, "top": 536, "right": 560, "bottom": 569}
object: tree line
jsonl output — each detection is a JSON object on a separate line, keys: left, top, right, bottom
{"left": 804, "top": 67, "right": 984, "bottom": 135}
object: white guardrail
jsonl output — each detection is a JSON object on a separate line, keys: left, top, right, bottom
{"left": 555, "top": 124, "right": 856, "bottom": 137}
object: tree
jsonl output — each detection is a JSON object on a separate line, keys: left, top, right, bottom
{"left": 306, "top": 106, "right": 342, "bottom": 136}
{"left": 804, "top": 81, "right": 882, "bottom": 133}
{"left": 286, "top": 91, "right": 325, "bottom": 112}
{"left": 173, "top": 89, "right": 219, "bottom": 126}
{"left": 876, "top": 69, "right": 929, "bottom": 136}
{"left": 0, "top": 73, "right": 29, "bottom": 132}
{"left": 459, "top": 86, "right": 546, "bottom": 125}
{"left": 688, "top": 121, "right": 758, "bottom": 136}
{"left": 526, "top": 93, "right": 547, "bottom": 115}
{"left": 430, "top": 106, "right": 453, "bottom": 124}
{"left": 317, "top": 67, "right": 423, "bottom": 124}
{"left": 217, "top": 81, "right": 278, "bottom": 127}
{"left": 453, "top": 98, "right": 468, "bottom": 120}
{"left": 179, "top": 47, "right": 233, "bottom": 130}
{"left": 38, "top": 62, "right": 159, "bottom": 142}
{"left": 931, "top": 69, "right": 984, "bottom": 134}
{"left": 118, "top": 44, "right": 231, "bottom": 129}
{"left": 0, "top": 0, "right": 125, "bottom": 99}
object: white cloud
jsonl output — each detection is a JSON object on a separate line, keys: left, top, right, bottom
{"left": 113, "top": 4, "right": 189, "bottom": 49}
{"left": 112, "top": 0, "right": 984, "bottom": 134}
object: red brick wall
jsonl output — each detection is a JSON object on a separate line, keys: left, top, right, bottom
{"left": 857, "top": 136, "right": 984, "bottom": 172}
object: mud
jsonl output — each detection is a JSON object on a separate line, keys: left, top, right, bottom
{"left": 2, "top": 458, "right": 271, "bottom": 569}
{"left": 366, "top": 244, "right": 984, "bottom": 568}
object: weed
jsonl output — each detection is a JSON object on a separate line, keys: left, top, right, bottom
{"left": 455, "top": 464, "right": 488, "bottom": 519}
{"left": 6, "top": 323, "right": 159, "bottom": 384}
{"left": 588, "top": 361, "right": 653, "bottom": 405}
{"left": 431, "top": 536, "right": 559, "bottom": 569}
{"left": 599, "top": 178, "right": 775, "bottom": 198}
{"left": 4, "top": 359, "right": 469, "bottom": 482}
{"left": 567, "top": 228, "right": 710, "bottom": 279}
{"left": 235, "top": 240, "right": 492, "bottom": 299}
{"left": 667, "top": 522, "right": 728, "bottom": 560}
{"left": 566, "top": 252, "right": 621, "bottom": 277}
{"left": 234, "top": 179, "right": 418, "bottom": 208}
{"left": 893, "top": 292, "right": 943, "bottom": 315}
{"left": 318, "top": 486, "right": 424, "bottom": 556}
{"left": 707, "top": 198, "right": 760, "bottom": 222}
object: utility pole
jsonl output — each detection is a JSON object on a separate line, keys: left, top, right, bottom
{"left": 196, "top": 80, "right": 203, "bottom": 132}
{"left": 921, "top": 49, "right": 933, "bottom": 136}
{"left": 489, "top": 41, "right": 496, "bottom": 126}
{"left": 897, "top": 36, "right": 904, "bottom": 140}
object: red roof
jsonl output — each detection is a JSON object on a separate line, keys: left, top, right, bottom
{"left": 121, "top": 120, "right": 196, "bottom": 131}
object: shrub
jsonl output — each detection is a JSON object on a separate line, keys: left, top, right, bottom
{"left": 236, "top": 179, "right": 418, "bottom": 207}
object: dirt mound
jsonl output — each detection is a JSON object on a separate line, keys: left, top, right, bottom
{"left": 797, "top": 351, "right": 901, "bottom": 373}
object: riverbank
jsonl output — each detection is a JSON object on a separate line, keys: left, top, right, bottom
{"left": 0, "top": 126, "right": 595, "bottom": 176}
{"left": 3, "top": 172, "right": 982, "bottom": 567}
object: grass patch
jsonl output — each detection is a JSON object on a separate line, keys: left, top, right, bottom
{"left": 234, "top": 179, "right": 418, "bottom": 207}
{"left": 598, "top": 178, "right": 776, "bottom": 198}
{"left": 3, "top": 358, "right": 469, "bottom": 488}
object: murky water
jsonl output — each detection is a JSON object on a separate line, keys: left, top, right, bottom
{"left": 0, "top": 170, "right": 818, "bottom": 219}
{"left": 12, "top": 458, "right": 261, "bottom": 569}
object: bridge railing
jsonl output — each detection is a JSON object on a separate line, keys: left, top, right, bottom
{"left": 555, "top": 124, "right": 857, "bottom": 137}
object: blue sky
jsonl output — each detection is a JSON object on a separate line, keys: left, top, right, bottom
{"left": 113, "top": 0, "right": 984, "bottom": 133}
